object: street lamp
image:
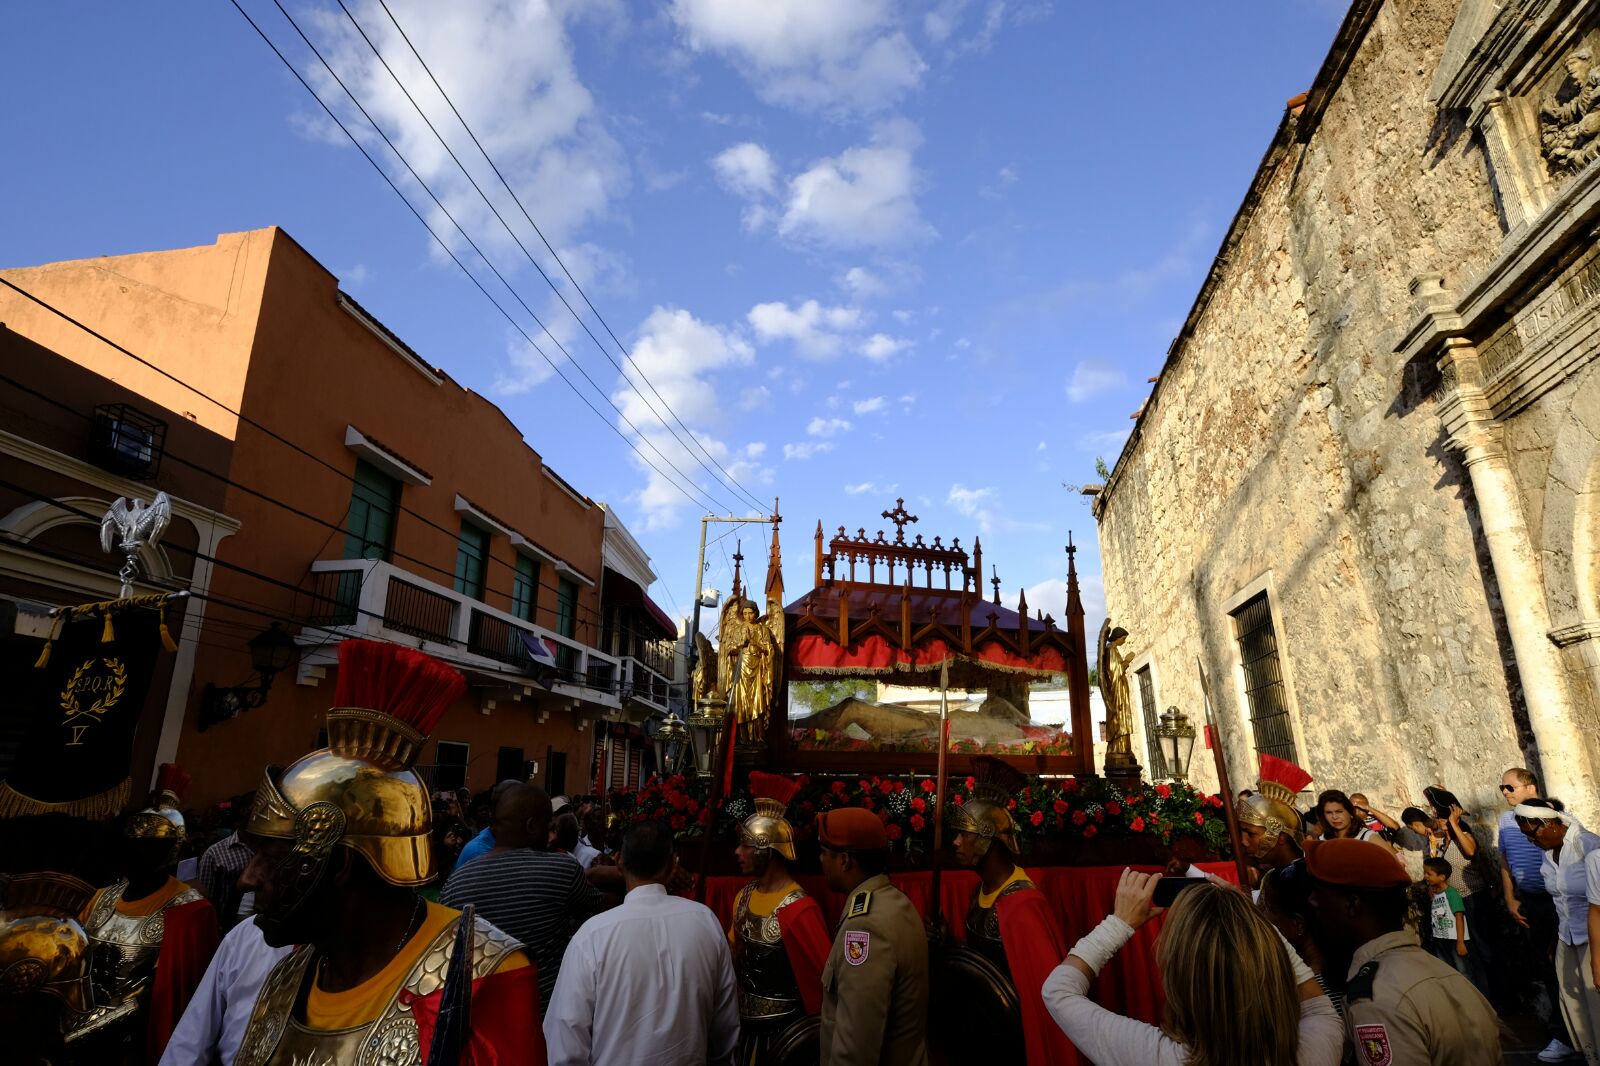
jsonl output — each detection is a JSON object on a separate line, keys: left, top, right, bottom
{"left": 654, "top": 712, "right": 690, "bottom": 777}
{"left": 684, "top": 703, "right": 722, "bottom": 779}
{"left": 198, "top": 622, "right": 299, "bottom": 731}
{"left": 1156, "top": 705, "right": 1197, "bottom": 783}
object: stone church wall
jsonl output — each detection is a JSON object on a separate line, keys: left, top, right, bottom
{"left": 1095, "top": 0, "right": 1535, "bottom": 818}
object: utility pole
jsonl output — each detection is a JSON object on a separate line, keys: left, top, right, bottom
{"left": 685, "top": 512, "right": 776, "bottom": 680}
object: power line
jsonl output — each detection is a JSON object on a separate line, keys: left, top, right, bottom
{"left": 226, "top": 0, "right": 732, "bottom": 516}
{"left": 339, "top": 0, "right": 766, "bottom": 513}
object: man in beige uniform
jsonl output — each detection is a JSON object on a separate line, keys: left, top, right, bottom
{"left": 1306, "top": 838, "right": 1500, "bottom": 1066}
{"left": 816, "top": 808, "right": 929, "bottom": 1066}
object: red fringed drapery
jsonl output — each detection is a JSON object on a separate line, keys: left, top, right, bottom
{"left": 787, "top": 633, "right": 1068, "bottom": 683}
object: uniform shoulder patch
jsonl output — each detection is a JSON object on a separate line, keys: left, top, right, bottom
{"left": 846, "top": 889, "right": 872, "bottom": 918}
{"left": 844, "top": 929, "right": 871, "bottom": 966}
{"left": 1347, "top": 960, "right": 1379, "bottom": 1003}
{"left": 1354, "top": 1023, "right": 1392, "bottom": 1066}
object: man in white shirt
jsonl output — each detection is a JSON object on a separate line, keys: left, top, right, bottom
{"left": 544, "top": 820, "right": 739, "bottom": 1066}
{"left": 156, "top": 915, "right": 292, "bottom": 1066}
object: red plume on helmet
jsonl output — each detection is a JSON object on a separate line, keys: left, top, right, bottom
{"left": 1257, "top": 753, "right": 1313, "bottom": 795}
{"left": 747, "top": 771, "right": 801, "bottom": 808}
{"left": 151, "top": 762, "right": 191, "bottom": 808}
{"left": 333, "top": 639, "right": 466, "bottom": 737}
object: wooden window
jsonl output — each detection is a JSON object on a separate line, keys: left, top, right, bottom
{"left": 453, "top": 523, "right": 489, "bottom": 600}
{"left": 512, "top": 555, "right": 540, "bottom": 623}
{"left": 1136, "top": 664, "right": 1168, "bottom": 778}
{"left": 496, "top": 746, "right": 526, "bottom": 783}
{"left": 344, "top": 459, "right": 401, "bottom": 562}
{"left": 1231, "top": 592, "right": 1298, "bottom": 762}
{"left": 556, "top": 578, "right": 578, "bottom": 638}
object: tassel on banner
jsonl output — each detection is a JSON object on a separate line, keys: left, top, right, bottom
{"left": 34, "top": 610, "right": 65, "bottom": 669}
{"left": 100, "top": 608, "right": 116, "bottom": 644}
{"left": 159, "top": 610, "right": 179, "bottom": 653}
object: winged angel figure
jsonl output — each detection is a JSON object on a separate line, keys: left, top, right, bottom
{"left": 717, "top": 597, "right": 784, "bottom": 744}
{"left": 100, "top": 492, "right": 172, "bottom": 596}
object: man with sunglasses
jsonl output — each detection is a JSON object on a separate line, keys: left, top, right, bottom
{"left": 1499, "top": 768, "right": 1580, "bottom": 1063}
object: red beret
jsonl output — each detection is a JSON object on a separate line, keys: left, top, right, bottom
{"left": 1305, "top": 838, "right": 1410, "bottom": 888}
{"left": 818, "top": 807, "right": 887, "bottom": 851}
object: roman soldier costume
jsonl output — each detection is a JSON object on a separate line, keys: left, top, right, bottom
{"left": 66, "top": 763, "right": 219, "bottom": 1064}
{"left": 939, "top": 758, "right": 1075, "bottom": 1066}
{"left": 1236, "top": 753, "right": 1313, "bottom": 870}
{"left": 232, "top": 639, "right": 543, "bottom": 1066}
{"left": 730, "top": 772, "right": 830, "bottom": 1066}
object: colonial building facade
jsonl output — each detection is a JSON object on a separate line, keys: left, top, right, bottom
{"left": 1092, "top": 0, "right": 1600, "bottom": 822}
{"left": 0, "top": 227, "right": 677, "bottom": 805}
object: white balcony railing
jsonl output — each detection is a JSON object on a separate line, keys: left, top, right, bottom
{"left": 302, "top": 558, "right": 620, "bottom": 708}
{"left": 620, "top": 656, "right": 673, "bottom": 714}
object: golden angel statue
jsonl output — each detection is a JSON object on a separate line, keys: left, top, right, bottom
{"left": 691, "top": 631, "right": 721, "bottom": 706}
{"left": 717, "top": 597, "right": 782, "bottom": 744}
{"left": 1097, "top": 619, "right": 1138, "bottom": 774}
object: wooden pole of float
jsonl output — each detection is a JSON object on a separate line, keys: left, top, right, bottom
{"left": 1198, "top": 659, "right": 1250, "bottom": 887}
{"left": 929, "top": 657, "right": 951, "bottom": 933}
{"left": 693, "top": 658, "right": 741, "bottom": 903}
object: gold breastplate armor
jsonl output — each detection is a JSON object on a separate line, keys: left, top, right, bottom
{"left": 65, "top": 880, "right": 202, "bottom": 1042}
{"left": 964, "top": 878, "right": 1032, "bottom": 979}
{"left": 732, "top": 884, "right": 807, "bottom": 1023}
{"left": 234, "top": 913, "right": 520, "bottom": 1066}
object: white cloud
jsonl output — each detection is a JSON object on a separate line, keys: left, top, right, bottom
{"left": 747, "top": 299, "right": 864, "bottom": 359}
{"left": 945, "top": 482, "right": 1048, "bottom": 536}
{"left": 710, "top": 142, "right": 777, "bottom": 199}
{"left": 838, "top": 266, "right": 888, "bottom": 300}
{"left": 844, "top": 481, "right": 879, "bottom": 495}
{"left": 806, "top": 416, "right": 852, "bottom": 437}
{"left": 861, "top": 333, "right": 911, "bottom": 362}
{"left": 745, "top": 441, "right": 767, "bottom": 458}
{"left": 852, "top": 396, "right": 887, "bottom": 415}
{"left": 980, "top": 163, "right": 1018, "bottom": 200}
{"left": 300, "top": 1, "right": 627, "bottom": 324}
{"left": 1079, "top": 428, "right": 1130, "bottom": 452}
{"left": 613, "top": 306, "right": 767, "bottom": 528}
{"left": 738, "top": 384, "right": 772, "bottom": 410}
{"left": 923, "top": 0, "right": 968, "bottom": 42}
{"left": 1066, "top": 360, "right": 1127, "bottom": 403}
{"left": 669, "top": 0, "right": 925, "bottom": 114}
{"left": 1036, "top": 440, "right": 1048, "bottom": 452}
{"left": 898, "top": 392, "right": 917, "bottom": 408}
{"left": 783, "top": 441, "right": 834, "bottom": 461}
{"left": 779, "top": 120, "right": 933, "bottom": 248}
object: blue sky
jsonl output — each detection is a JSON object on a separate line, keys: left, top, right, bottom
{"left": 4, "top": 1, "right": 1344, "bottom": 629}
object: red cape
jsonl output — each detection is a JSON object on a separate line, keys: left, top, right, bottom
{"left": 410, "top": 963, "right": 547, "bottom": 1065}
{"left": 774, "top": 894, "right": 831, "bottom": 1016}
{"left": 146, "top": 897, "right": 220, "bottom": 1063}
{"left": 996, "top": 886, "right": 1080, "bottom": 1066}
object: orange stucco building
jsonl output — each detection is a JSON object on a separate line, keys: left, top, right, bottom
{"left": 0, "top": 228, "right": 677, "bottom": 806}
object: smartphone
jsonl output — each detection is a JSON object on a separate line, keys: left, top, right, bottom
{"left": 1152, "top": 876, "right": 1206, "bottom": 907}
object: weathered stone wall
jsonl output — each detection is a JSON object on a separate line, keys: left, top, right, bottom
{"left": 1096, "top": 0, "right": 1533, "bottom": 819}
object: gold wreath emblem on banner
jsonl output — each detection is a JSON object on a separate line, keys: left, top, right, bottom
{"left": 60, "top": 657, "right": 128, "bottom": 746}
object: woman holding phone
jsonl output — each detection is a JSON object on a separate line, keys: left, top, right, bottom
{"left": 1041, "top": 870, "right": 1343, "bottom": 1066}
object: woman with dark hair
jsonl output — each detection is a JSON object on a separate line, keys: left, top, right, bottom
{"left": 1314, "top": 790, "right": 1389, "bottom": 849}
{"left": 1043, "top": 871, "right": 1342, "bottom": 1066}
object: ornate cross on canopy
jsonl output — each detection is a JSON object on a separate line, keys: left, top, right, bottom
{"left": 881, "top": 498, "right": 919, "bottom": 544}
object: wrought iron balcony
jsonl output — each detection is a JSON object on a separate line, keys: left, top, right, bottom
{"left": 301, "top": 558, "right": 619, "bottom": 708}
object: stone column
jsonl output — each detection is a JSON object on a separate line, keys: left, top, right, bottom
{"left": 1437, "top": 338, "right": 1596, "bottom": 811}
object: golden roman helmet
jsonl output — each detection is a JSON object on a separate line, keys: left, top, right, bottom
{"left": 740, "top": 772, "right": 800, "bottom": 861}
{"left": 124, "top": 763, "right": 190, "bottom": 865}
{"left": 1236, "top": 753, "right": 1313, "bottom": 841}
{"left": 245, "top": 640, "right": 466, "bottom": 898}
{"left": 0, "top": 872, "right": 95, "bottom": 1015}
{"left": 948, "top": 756, "right": 1026, "bottom": 857}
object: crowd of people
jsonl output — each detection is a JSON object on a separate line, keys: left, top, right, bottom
{"left": 2, "top": 638, "right": 1598, "bottom": 1066}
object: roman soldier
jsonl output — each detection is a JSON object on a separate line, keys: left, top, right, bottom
{"left": 0, "top": 872, "right": 95, "bottom": 1065}
{"left": 729, "top": 771, "right": 831, "bottom": 1066}
{"left": 66, "top": 763, "right": 219, "bottom": 1065}
{"left": 1236, "top": 753, "right": 1313, "bottom": 873}
{"left": 942, "top": 756, "right": 1074, "bottom": 1066}
{"left": 230, "top": 639, "right": 544, "bottom": 1066}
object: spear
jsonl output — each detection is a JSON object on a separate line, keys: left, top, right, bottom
{"left": 1197, "top": 658, "right": 1250, "bottom": 886}
{"left": 929, "top": 658, "right": 951, "bottom": 934}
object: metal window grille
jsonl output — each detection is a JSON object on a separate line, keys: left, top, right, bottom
{"left": 1231, "top": 592, "right": 1298, "bottom": 762}
{"left": 1137, "top": 665, "right": 1168, "bottom": 778}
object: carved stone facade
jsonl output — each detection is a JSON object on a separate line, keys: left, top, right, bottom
{"left": 1093, "top": 0, "right": 1600, "bottom": 823}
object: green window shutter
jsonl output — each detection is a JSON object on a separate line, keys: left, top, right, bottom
{"left": 556, "top": 577, "right": 578, "bottom": 639}
{"left": 453, "top": 523, "right": 489, "bottom": 600}
{"left": 513, "top": 555, "right": 540, "bottom": 622}
{"left": 343, "top": 460, "right": 401, "bottom": 561}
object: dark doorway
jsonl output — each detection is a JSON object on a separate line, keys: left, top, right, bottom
{"left": 546, "top": 748, "right": 567, "bottom": 796}
{"left": 496, "top": 746, "right": 525, "bottom": 783}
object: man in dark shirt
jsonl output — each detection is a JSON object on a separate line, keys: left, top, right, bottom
{"left": 440, "top": 782, "right": 609, "bottom": 1010}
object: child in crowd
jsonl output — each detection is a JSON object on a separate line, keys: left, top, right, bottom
{"left": 1424, "top": 856, "right": 1490, "bottom": 999}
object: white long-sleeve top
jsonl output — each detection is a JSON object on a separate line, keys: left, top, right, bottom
{"left": 1041, "top": 916, "right": 1345, "bottom": 1066}
{"left": 543, "top": 883, "right": 739, "bottom": 1066}
{"left": 157, "top": 916, "right": 292, "bottom": 1066}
